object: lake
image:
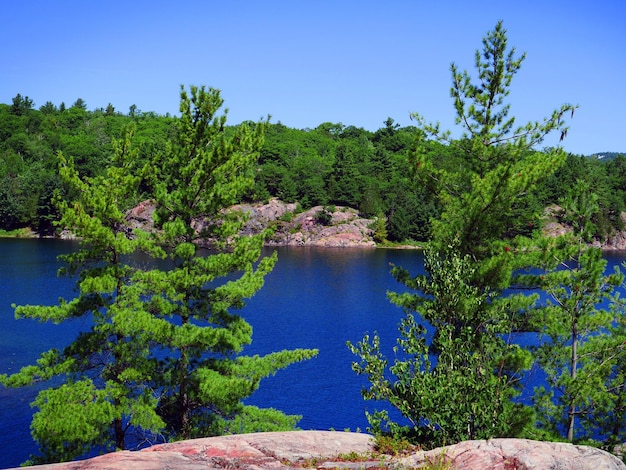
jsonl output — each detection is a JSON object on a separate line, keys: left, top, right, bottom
{"left": 1, "top": 239, "right": 624, "bottom": 468}
{"left": 0, "top": 239, "right": 424, "bottom": 467}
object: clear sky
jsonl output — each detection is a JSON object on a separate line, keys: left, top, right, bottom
{"left": 2, "top": 1, "right": 624, "bottom": 155}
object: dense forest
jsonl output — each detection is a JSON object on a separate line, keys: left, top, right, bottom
{"left": 2, "top": 92, "right": 625, "bottom": 242}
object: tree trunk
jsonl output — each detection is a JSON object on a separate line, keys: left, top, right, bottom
{"left": 567, "top": 325, "right": 578, "bottom": 441}
{"left": 114, "top": 417, "right": 125, "bottom": 450}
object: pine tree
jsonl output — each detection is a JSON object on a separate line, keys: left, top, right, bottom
{"left": 349, "top": 21, "right": 576, "bottom": 447}
{"left": 525, "top": 181, "right": 625, "bottom": 444}
{"left": 144, "top": 85, "right": 318, "bottom": 439}
{"left": 1, "top": 124, "right": 164, "bottom": 463}
{"left": 597, "top": 303, "right": 626, "bottom": 450}
{"left": 1, "top": 86, "right": 318, "bottom": 464}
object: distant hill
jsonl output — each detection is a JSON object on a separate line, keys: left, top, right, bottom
{"left": 589, "top": 152, "right": 625, "bottom": 160}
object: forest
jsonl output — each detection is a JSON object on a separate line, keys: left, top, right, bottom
{"left": 1, "top": 92, "right": 625, "bottom": 243}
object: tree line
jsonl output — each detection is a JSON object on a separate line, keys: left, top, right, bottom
{"left": 1, "top": 91, "right": 625, "bottom": 243}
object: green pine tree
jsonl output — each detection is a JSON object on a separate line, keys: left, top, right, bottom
{"left": 524, "top": 181, "right": 625, "bottom": 445}
{"left": 1, "top": 124, "right": 164, "bottom": 463}
{"left": 1, "top": 86, "right": 318, "bottom": 464}
{"left": 144, "top": 85, "right": 318, "bottom": 439}
{"left": 349, "top": 21, "right": 576, "bottom": 447}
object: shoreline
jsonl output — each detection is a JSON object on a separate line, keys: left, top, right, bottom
{"left": 6, "top": 225, "right": 626, "bottom": 252}
{"left": 6, "top": 231, "right": 626, "bottom": 253}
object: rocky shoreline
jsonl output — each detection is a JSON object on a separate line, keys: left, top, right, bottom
{"left": 125, "top": 197, "right": 378, "bottom": 248}
{"left": 231, "top": 199, "right": 377, "bottom": 248}
{"left": 12, "top": 199, "right": 626, "bottom": 251}
{"left": 541, "top": 204, "right": 626, "bottom": 251}
{"left": 149, "top": 199, "right": 626, "bottom": 250}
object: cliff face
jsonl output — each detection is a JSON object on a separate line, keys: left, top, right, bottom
{"left": 16, "top": 431, "right": 625, "bottom": 470}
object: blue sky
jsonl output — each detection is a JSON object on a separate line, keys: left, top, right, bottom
{"left": 2, "top": 1, "right": 624, "bottom": 155}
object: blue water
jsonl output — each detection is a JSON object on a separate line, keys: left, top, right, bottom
{"left": 242, "top": 247, "right": 424, "bottom": 431}
{"left": 0, "top": 240, "right": 624, "bottom": 468}
{"left": 0, "top": 240, "right": 423, "bottom": 467}
{"left": 0, "top": 239, "right": 83, "bottom": 468}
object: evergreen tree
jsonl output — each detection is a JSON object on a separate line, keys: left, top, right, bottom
{"left": 349, "top": 21, "right": 576, "bottom": 447}
{"left": 597, "top": 302, "right": 626, "bottom": 450}
{"left": 1, "top": 86, "right": 317, "bottom": 464}
{"left": 145, "top": 85, "right": 318, "bottom": 439}
{"left": 327, "top": 142, "right": 362, "bottom": 207}
{"left": 525, "top": 181, "right": 625, "bottom": 444}
{"left": 11, "top": 93, "right": 34, "bottom": 116}
{"left": 1, "top": 125, "right": 164, "bottom": 463}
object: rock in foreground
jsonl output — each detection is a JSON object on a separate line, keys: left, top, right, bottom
{"left": 400, "top": 438, "right": 626, "bottom": 470}
{"left": 16, "top": 431, "right": 625, "bottom": 470}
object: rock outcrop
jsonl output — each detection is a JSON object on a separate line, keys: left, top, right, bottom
{"left": 14, "top": 431, "right": 625, "bottom": 470}
{"left": 232, "top": 199, "right": 376, "bottom": 247}
{"left": 543, "top": 205, "right": 626, "bottom": 251}
{"left": 108, "top": 198, "right": 626, "bottom": 251}
{"left": 126, "top": 198, "right": 377, "bottom": 248}
{"left": 401, "top": 438, "right": 625, "bottom": 470}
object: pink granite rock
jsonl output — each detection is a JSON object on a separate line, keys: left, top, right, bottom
{"left": 18, "top": 431, "right": 374, "bottom": 470}
{"left": 11, "top": 432, "right": 625, "bottom": 470}
{"left": 125, "top": 198, "right": 378, "bottom": 248}
{"left": 401, "top": 438, "right": 625, "bottom": 470}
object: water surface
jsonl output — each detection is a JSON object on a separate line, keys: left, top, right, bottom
{"left": 1, "top": 240, "right": 624, "bottom": 468}
{"left": 0, "top": 240, "right": 422, "bottom": 467}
